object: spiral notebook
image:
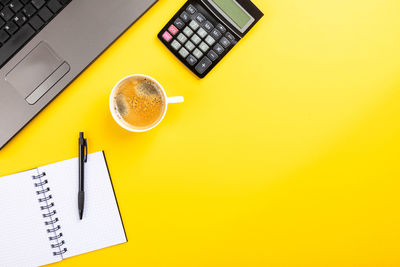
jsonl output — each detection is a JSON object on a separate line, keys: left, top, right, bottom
{"left": 0, "top": 151, "right": 127, "bottom": 266}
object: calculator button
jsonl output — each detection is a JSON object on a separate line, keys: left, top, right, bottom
{"left": 213, "top": 43, "right": 224, "bottom": 54}
{"left": 189, "top": 20, "right": 199, "bottom": 31}
{"left": 185, "top": 40, "right": 195, "bottom": 52}
{"left": 197, "top": 27, "right": 207, "bottom": 38}
{"left": 174, "top": 18, "right": 185, "bottom": 29}
{"left": 168, "top": 25, "right": 179, "bottom": 35}
{"left": 210, "top": 29, "right": 222, "bottom": 40}
{"left": 207, "top": 50, "right": 218, "bottom": 61}
{"left": 225, "top": 32, "right": 236, "bottom": 43}
{"left": 203, "top": 21, "right": 214, "bottom": 32}
{"left": 171, "top": 40, "right": 181, "bottom": 51}
{"left": 199, "top": 42, "right": 209, "bottom": 53}
{"left": 216, "top": 23, "right": 226, "bottom": 33}
{"left": 195, "top": 56, "right": 212, "bottom": 75}
{"left": 180, "top": 11, "right": 190, "bottom": 22}
{"left": 179, "top": 47, "right": 189, "bottom": 58}
{"left": 190, "top": 34, "right": 201, "bottom": 45}
{"left": 186, "top": 54, "right": 198, "bottom": 66}
{"left": 177, "top": 33, "right": 187, "bottom": 43}
{"left": 162, "top": 31, "right": 173, "bottom": 42}
{"left": 205, "top": 35, "right": 215, "bottom": 46}
{"left": 183, "top": 26, "right": 193, "bottom": 37}
{"left": 193, "top": 48, "right": 203, "bottom": 59}
{"left": 186, "top": 4, "right": 197, "bottom": 15}
{"left": 219, "top": 37, "right": 231, "bottom": 48}
{"left": 195, "top": 13, "right": 206, "bottom": 23}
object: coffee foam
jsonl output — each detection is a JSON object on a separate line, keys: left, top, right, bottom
{"left": 113, "top": 77, "right": 165, "bottom": 130}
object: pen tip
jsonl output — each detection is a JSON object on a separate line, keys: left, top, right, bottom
{"left": 79, "top": 210, "right": 83, "bottom": 220}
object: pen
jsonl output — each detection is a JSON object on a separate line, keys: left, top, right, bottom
{"left": 78, "top": 132, "right": 87, "bottom": 220}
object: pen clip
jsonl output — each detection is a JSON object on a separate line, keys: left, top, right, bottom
{"left": 83, "top": 138, "right": 88, "bottom": 163}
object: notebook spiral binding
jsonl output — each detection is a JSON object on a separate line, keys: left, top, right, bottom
{"left": 32, "top": 172, "right": 68, "bottom": 257}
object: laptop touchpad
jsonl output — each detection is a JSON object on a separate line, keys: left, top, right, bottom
{"left": 5, "top": 42, "right": 70, "bottom": 105}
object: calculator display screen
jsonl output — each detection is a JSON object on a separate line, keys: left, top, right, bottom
{"left": 208, "top": 0, "right": 255, "bottom": 32}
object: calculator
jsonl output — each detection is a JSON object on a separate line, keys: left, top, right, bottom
{"left": 158, "top": 0, "right": 263, "bottom": 78}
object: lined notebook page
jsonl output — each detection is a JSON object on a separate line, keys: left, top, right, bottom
{"left": 0, "top": 169, "right": 59, "bottom": 267}
{"left": 39, "top": 151, "right": 127, "bottom": 259}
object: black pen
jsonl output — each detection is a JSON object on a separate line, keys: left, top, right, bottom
{"left": 78, "top": 132, "right": 87, "bottom": 220}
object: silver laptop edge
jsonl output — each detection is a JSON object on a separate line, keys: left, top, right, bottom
{"left": 0, "top": 0, "right": 157, "bottom": 149}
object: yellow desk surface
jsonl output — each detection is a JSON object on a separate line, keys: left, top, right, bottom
{"left": 1, "top": 0, "right": 400, "bottom": 266}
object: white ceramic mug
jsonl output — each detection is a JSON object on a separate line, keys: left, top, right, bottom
{"left": 109, "top": 74, "right": 184, "bottom": 132}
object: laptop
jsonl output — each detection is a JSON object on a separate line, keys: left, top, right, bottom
{"left": 0, "top": 0, "right": 157, "bottom": 149}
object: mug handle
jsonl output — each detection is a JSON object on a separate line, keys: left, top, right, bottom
{"left": 167, "top": 96, "right": 184, "bottom": 104}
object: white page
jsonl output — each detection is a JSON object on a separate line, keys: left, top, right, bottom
{"left": 39, "top": 151, "right": 127, "bottom": 259}
{"left": 0, "top": 169, "right": 60, "bottom": 267}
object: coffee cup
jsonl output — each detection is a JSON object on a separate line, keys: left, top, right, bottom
{"left": 109, "top": 74, "right": 184, "bottom": 132}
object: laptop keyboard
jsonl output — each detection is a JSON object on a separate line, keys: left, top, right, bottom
{"left": 0, "top": 0, "right": 71, "bottom": 69}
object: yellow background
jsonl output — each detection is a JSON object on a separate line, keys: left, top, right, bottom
{"left": 1, "top": 0, "right": 400, "bottom": 266}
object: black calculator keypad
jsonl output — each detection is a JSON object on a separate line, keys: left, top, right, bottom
{"left": 158, "top": 0, "right": 240, "bottom": 78}
{"left": 213, "top": 43, "right": 224, "bottom": 55}
{"left": 195, "top": 13, "right": 206, "bottom": 24}
{"left": 180, "top": 11, "right": 190, "bottom": 22}
{"left": 203, "top": 21, "right": 213, "bottom": 32}
{"left": 219, "top": 37, "right": 231, "bottom": 48}
{"left": 186, "top": 54, "right": 197, "bottom": 66}
{"left": 210, "top": 28, "right": 222, "bottom": 40}
{"left": 225, "top": 32, "right": 237, "bottom": 45}
{"left": 207, "top": 50, "right": 218, "bottom": 61}
{"left": 216, "top": 23, "right": 226, "bottom": 33}
{"left": 195, "top": 57, "right": 212, "bottom": 75}
{"left": 186, "top": 4, "right": 197, "bottom": 15}
{"left": 174, "top": 18, "right": 185, "bottom": 29}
